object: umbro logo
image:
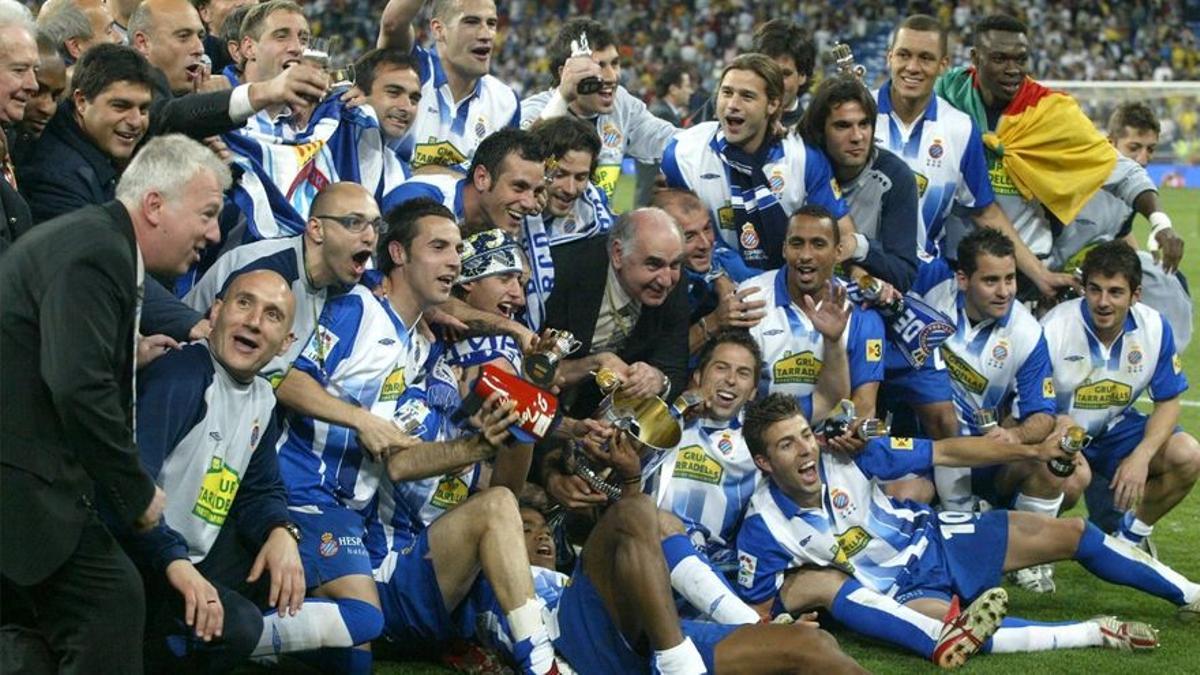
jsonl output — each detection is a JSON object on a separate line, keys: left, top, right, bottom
{"left": 1064, "top": 355, "right": 1085, "bottom": 362}
{"left": 209, "top": 431, "right": 223, "bottom": 441}
{"left": 379, "top": 338, "right": 396, "bottom": 345}
{"left": 799, "top": 535, "right": 812, "bottom": 547}
{"left": 764, "top": 329, "right": 784, "bottom": 336}
{"left": 426, "top": 106, "right": 438, "bottom": 114}
{"left": 700, "top": 173, "right": 721, "bottom": 180}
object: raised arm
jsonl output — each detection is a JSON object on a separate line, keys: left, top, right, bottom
{"left": 377, "top": 0, "right": 424, "bottom": 51}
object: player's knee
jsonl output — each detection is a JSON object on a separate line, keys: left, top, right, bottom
{"left": 1061, "top": 459, "right": 1092, "bottom": 509}
{"left": 656, "top": 509, "right": 686, "bottom": 538}
{"left": 474, "top": 486, "right": 521, "bottom": 527}
{"left": 338, "top": 598, "right": 385, "bottom": 645}
{"left": 1168, "top": 433, "right": 1200, "bottom": 481}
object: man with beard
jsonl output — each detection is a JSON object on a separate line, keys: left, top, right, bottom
{"left": 662, "top": 54, "right": 851, "bottom": 271}
{"left": 523, "top": 18, "right": 677, "bottom": 203}
{"left": 527, "top": 115, "right": 614, "bottom": 248}
{"left": 376, "top": 0, "right": 519, "bottom": 172}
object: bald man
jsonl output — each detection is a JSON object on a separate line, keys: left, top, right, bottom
{"left": 129, "top": 269, "right": 306, "bottom": 672}
{"left": 185, "top": 181, "right": 382, "bottom": 386}
{"left": 128, "top": 0, "right": 211, "bottom": 94}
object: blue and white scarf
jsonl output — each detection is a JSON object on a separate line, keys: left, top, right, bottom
{"left": 711, "top": 131, "right": 790, "bottom": 269}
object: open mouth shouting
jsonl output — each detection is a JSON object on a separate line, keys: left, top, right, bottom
{"left": 350, "top": 249, "right": 372, "bottom": 277}
{"left": 723, "top": 112, "right": 746, "bottom": 136}
{"left": 469, "top": 43, "right": 492, "bottom": 63}
{"left": 798, "top": 458, "right": 819, "bottom": 485}
{"left": 435, "top": 272, "right": 457, "bottom": 295}
{"left": 793, "top": 263, "right": 819, "bottom": 285}
{"left": 231, "top": 331, "right": 261, "bottom": 355}
{"left": 185, "top": 62, "right": 204, "bottom": 81}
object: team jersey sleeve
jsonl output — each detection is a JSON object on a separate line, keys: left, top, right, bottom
{"left": 735, "top": 514, "right": 799, "bottom": 605}
{"left": 958, "top": 121, "right": 996, "bottom": 210}
{"left": 659, "top": 137, "right": 691, "bottom": 190}
{"left": 411, "top": 44, "right": 433, "bottom": 84}
{"left": 713, "top": 246, "right": 757, "bottom": 283}
{"left": 1105, "top": 155, "right": 1157, "bottom": 207}
{"left": 623, "top": 94, "right": 679, "bottom": 161}
{"left": 802, "top": 144, "right": 850, "bottom": 219}
{"left": 911, "top": 257, "right": 954, "bottom": 296}
{"left": 229, "top": 414, "right": 290, "bottom": 550}
{"left": 1012, "top": 335, "right": 1057, "bottom": 420}
{"left": 847, "top": 308, "right": 886, "bottom": 390}
{"left": 386, "top": 180, "right": 448, "bottom": 210}
{"left": 854, "top": 436, "right": 935, "bottom": 480}
{"left": 1148, "top": 319, "right": 1188, "bottom": 402}
{"left": 292, "top": 293, "right": 366, "bottom": 384}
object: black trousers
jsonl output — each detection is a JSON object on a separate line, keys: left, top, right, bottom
{"left": 143, "top": 525, "right": 270, "bottom": 675}
{"left": 2, "top": 512, "right": 146, "bottom": 675}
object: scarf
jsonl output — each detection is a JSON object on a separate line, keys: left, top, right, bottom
{"left": 935, "top": 66, "right": 1116, "bottom": 224}
{"left": 711, "top": 130, "right": 789, "bottom": 269}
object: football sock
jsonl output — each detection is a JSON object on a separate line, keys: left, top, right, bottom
{"left": 1115, "top": 511, "right": 1154, "bottom": 545}
{"left": 651, "top": 637, "right": 707, "bottom": 675}
{"left": 984, "top": 617, "right": 1100, "bottom": 652}
{"left": 1074, "top": 522, "right": 1200, "bottom": 605}
{"left": 252, "top": 598, "right": 382, "bottom": 658}
{"left": 661, "top": 534, "right": 759, "bottom": 625}
{"left": 1012, "top": 492, "right": 1064, "bottom": 518}
{"left": 829, "top": 579, "right": 940, "bottom": 658}
{"left": 507, "top": 597, "right": 556, "bottom": 675}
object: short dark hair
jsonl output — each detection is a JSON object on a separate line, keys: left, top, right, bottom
{"left": 791, "top": 204, "right": 839, "bottom": 246}
{"left": 752, "top": 19, "right": 816, "bottom": 86}
{"left": 1108, "top": 102, "right": 1161, "bottom": 138}
{"left": 529, "top": 116, "right": 601, "bottom": 175}
{"left": 71, "top": 44, "right": 157, "bottom": 101}
{"left": 655, "top": 62, "right": 690, "bottom": 99}
{"left": 1081, "top": 240, "right": 1142, "bottom": 293}
{"left": 466, "top": 127, "right": 546, "bottom": 187}
{"left": 695, "top": 329, "right": 763, "bottom": 386}
{"left": 379, "top": 198, "right": 457, "bottom": 274}
{"left": 547, "top": 17, "right": 616, "bottom": 86}
{"left": 891, "top": 14, "right": 948, "bottom": 59}
{"left": 743, "top": 393, "right": 806, "bottom": 459}
{"left": 974, "top": 14, "right": 1028, "bottom": 46}
{"left": 220, "top": 4, "right": 253, "bottom": 48}
{"left": 354, "top": 48, "right": 418, "bottom": 95}
{"left": 797, "top": 74, "right": 877, "bottom": 149}
{"left": 956, "top": 227, "right": 1015, "bottom": 276}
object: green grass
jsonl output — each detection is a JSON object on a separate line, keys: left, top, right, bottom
{"left": 376, "top": 187, "right": 1200, "bottom": 674}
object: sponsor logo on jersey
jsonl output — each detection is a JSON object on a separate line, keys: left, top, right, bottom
{"left": 379, "top": 337, "right": 396, "bottom": 346}
{"left": 836, "top": 526, "right": 872, "bottom": 557}
{"left": 773, "top": 351, "right": 822, "bottom": 385}
{"left": 830, "top": 178, "right": 843, "bottom": 199}
{"left": 866, "top": 338, "right": 882, "bottom": 362}
{"left": 763, "top": 329, "right": 784, "bottom": 336}
{"left": 737, "top": 551, "right": 758, "bottom": 589}
{"left": 673, "top": 445, "right": 724, "bottom": 484}
{"left": 593, "top": 164, "right": 621, "bottom": 200}
{"left": 378, "top": 367, "right": 407, "bottom": 402}
{"left": 940, "top": 346, "right": 988, "bottom": 395}
{"left": 890, "top": 437, "right": 914, "bottom": 450}
{"left": 192, "top": 456, "right": 241, "bottom": 527}
{"left": 1043, "top": 377, "right": 1055, "bottom": 398}
{"left": 718, "top": 204, "right": 735, "bottom": 229}
{"left": 430, "top": 474, "right": 470, "bottom": 509}
{"left": 412, "top": 140, "right": 467, "bottom": 169}
{"left": 914, "top": 172, "right": 928, "bottom": 198}
{"left": 209, "top": 431, "right": 223, "bottom": 442}
{"left": 830, "top": 541, "right": 857, "bottom": 574}
{"left": 987, "top": 156, "right": 1020, "bottom": 196}
{"left": 1174, "top": 354, "right": 1183, "bottom": 374}
{"left": 1065, "top": 355, "right": 1085, "bottom": 362}
{"left": 1074, "top": 379, "right": 1133, "bottom": 409}
{"left": 318, "top": 531, "right": 339, "bottom": 557}
{"left": 700, "top": 173, "right": 722, "bottom": 180}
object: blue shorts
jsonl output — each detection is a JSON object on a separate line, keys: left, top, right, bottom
{"left": 555, "top": 561, "right": 737, "bottom": 674}
{"left": 375, "top": 528, "right": 484, "bottom": 647}
{"left": 883, "top": 363, "right": 953, "bottom": 407}
{"left": 292, "top": 506, "right": 372, "bottom": 588}
{"left": 893, "top": 511, "right": 1009, "bottom": 605}
{"left": 1086, "top": 411, "right": 1184, "bottom": 479}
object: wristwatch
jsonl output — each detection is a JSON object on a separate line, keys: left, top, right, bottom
{"left": 274, "top": 522, "right": 302, "bottom": 544}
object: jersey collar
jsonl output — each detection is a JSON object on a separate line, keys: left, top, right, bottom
{"left": 1079, "top": 297, "right": 1138, "bottom": 338}
{"left": 954, "top": 289, "right": 1015, "bottom": 330}
{"left": 768, "top": 479, "right": 824, "bottom": 518}
{"left": 878, "top": 80, "right": 939, "bottom": 121}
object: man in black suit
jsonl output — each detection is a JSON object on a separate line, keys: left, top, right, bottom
{"left": 0, "top": 0, "right": 37, "bottom": 255}
{"left": 543, "top": 206, "right": 690, "bottom": 419}
{"left": 0, "top": 134, "right": 230, "bottom": 674}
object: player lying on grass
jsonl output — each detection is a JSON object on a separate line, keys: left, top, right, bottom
{"left": 736, "top": 394, "right": 1200, "bottom": 667}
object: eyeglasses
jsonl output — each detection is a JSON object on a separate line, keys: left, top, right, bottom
{"left": 314, "top": 214, "right": 385, "bottom": 233}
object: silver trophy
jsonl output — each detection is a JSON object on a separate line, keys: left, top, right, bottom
{"left": 523, "top": 329, "right": 583, "bottom": 387}
{"left": 973, "top": 407, "right": 998, "bottom": 433}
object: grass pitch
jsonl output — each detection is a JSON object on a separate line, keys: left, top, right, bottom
{"left": 376, "top": 187, "right": 1200, "bottom": 674}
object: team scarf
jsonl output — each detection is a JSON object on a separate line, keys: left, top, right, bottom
{"left": 517, "top": 214, "right": 555, "bottom": 333}
{"left": 710, "top": 130, "right": 790, "bottom": 269}
{"left": 935, "top": 66, "right": 1116, "bottom": 224}
{"left": 222, "top": 90, "right": 410, "bottom": 242}
{"left": 845, "top": 281, "right": 956, "bottom": 369}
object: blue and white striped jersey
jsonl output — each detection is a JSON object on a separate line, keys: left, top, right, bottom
{"left": 276, "top": 284, "right": 431, "bottom": 511}
{"left": 874, "top": 84, "right": 994, "bottom": 261}
{"left": 661, "top": 122, "right": 848, "bottom": 269}
{"left": 735, "top": 437, "right": 937, "bottom": 603}
{"left": 740, "top": 269, "right": 885, "bottom": 416}
{"left": 398, "top": 44, "right": 520, "bottom": 173}
{"left": 184, "top": 237, "right": 334, "bottom": 384}
{"left": 1041, "top": 298, "right": 1188, "bottom": 438}
{"left": 388, "top": 175, "right": 556, "bottom": 332}
{"left": 522, "top": 86, "right": 678, "bottom": 200}
{"left": 651, "top": 417, "right": 760, "bottom": 565}
{"left": 915, "top": 260, "right": 1056, "bottom": 435}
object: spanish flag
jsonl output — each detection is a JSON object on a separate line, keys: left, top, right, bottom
{"left": 935, "top": 66, "right": 1116, "bottom": 225}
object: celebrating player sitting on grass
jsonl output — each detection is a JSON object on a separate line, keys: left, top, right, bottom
{"left": 736, "top": 394, "right": 1200, "bottom": 667}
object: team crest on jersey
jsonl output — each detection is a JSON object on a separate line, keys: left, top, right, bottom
{"left": 717, "top": 205, "right": 735, "bottom": 230}
{"left": 378, "top": 367, "right": 407, "bottom": 402}
{"left": 987, "top": 341, "right": 1009, "bottom": 369}
{"left": 430, "top": 474, "right": 470, "bottom": 509}
{"left": 192, "top": 456, "right": 241, "bottom": 526}
{"left": 600, "top": 122, "right": 622, "bottom": 148}
{"left": 914, "top": 172, "right": 929, "bottom": 198}
{"left": 1127, "top": 347, "right": 1144, "bottom": 372}
{"left": 866, "top": 339, "right": 882, "bottom": 362}
{"left": 928, "top": 139, "right": 944, "bottom": 159}
{"left": 890, "top": 437, "right": 914, "bottom": 450}
{"left": 739, "top": 224, "right": 760, "bottom": 250}
{"left": 830, "top": 488, "right": 856, "bottom": 516}
{"left": 673, "top": 445, "right": 724, "bottom": 484}
{"left": 940, "top": 346, "right": 987, "bottom": 395}
{"left": 836, "top": 526, "right": 872, "bottom": 557}
{"left": 1174, "top": 354, "right": 1183, "bottom": 374}
{"left": 769, "top": 170, "right": 785, "bottom": 195}
{"left": 1043, "top": 377, "right": 1055, "bottom": 398}
{"left": 1074, "top": 379, "right": 1133, "bottom": 409}
{"left": 318, "top": 532, "right": 339, "bottom": 557}
{"left": 474, "top": 116, "right": 489, "bottom": 139}
{"left": 717, "top": 434, "right": 734, "bottom": 456}
{"left": 773, "top": 351, "right": 822, "bottom": 385}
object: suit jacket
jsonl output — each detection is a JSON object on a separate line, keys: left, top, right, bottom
{"left": 0, "top": 178, "right": 31, "bottom": 257}
{"left": 544, "top": 237, "right": 690, "bottom": 417}
{"left": 0, "top": 201, "right": 157, "bottom": 585}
